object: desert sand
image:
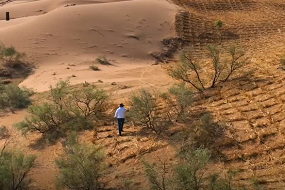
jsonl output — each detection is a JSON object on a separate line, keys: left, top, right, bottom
{"left": 2, "top": 0, "right": 285, "bottom": 189}
{"left": 0, "top": 0, "right": 177, "bottom": 91}
{"left": 0, "top": 0, "right": 178, "bottom": 189}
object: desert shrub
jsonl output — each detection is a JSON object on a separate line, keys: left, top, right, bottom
{"left": 15, "top": 103, "right": 73, "bottom": 139}
{"left": 55, "top": 134, "right": 105, "bottom": 190}
{"left": 160, "top": 83, "right": 193, "bottom": 122}
{"left": 215, "top": 20, "right": 223, "bottom": 43}
{"left": 210, "top": 170, "right": 241, "bottom": 190}
{"left": 144, "top": 147, "right": 253, "bottom": 190}
{"left": 0, "top": 125, "right": 9, "bottom": 139}
{"left": 0, "top": 43, "right": 26, "bottom": 65}
{"left": 0, "top": 151, "right": 36, "bottom": 190}
{"left": 143, "top": 158, "right": 172, "bottom": 190}
{"left": 174, "top": 148, "right": 210, "bottom": 190}
{"left": 15, "top": 81, "right": 109, "bottom": 141}
{"left": 90, "top": 65, "right": 100, "bottom": 71}
{"left": 0, "top": 129, "right": 36, "bottom": 190}
{"left": 96, "top": 56, "right": 111, "bottom": 65}
{"left": 143, "top": 148, "right": 210, "bottom": 190}
{"left": 129, "top": 89, "right": 171, "bottom": 134}
{"left": 167, "top": 45, "right": 249, "bottom": 91}
{"left": 0, "top": 83, "right": 32, "bottom": 111}
{"left": 182, "top": 113, "right": 225, "bottom": 150}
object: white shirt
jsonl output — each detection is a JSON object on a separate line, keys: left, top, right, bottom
{"left": 115, "top": 107, "right": 126, "bottom": 118}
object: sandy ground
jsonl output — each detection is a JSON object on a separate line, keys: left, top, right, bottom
{"left": 0, "top": 0, "right": 178, "bottom": 189}
{"left": 0, "top": 0, "right": 178, "bottom": 91}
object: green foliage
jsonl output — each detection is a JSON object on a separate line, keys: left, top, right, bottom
{"left": 0, "top": 84, "right": 32, "bottom": 110}
{"left": 0, "top": 43, "right": 26, "bottom": 65}
{"left": 55, "top": 134, "right": 105, "bottom": 190}
{"left": 0, "top": 126, "right": 9, "bottom": 139}
{"left": 129, "top": 89, "right": 171, "bottom": 134}
{"left": 160, "top": 83, "right": 193, "bottom": 122}
{"left": 0, "top": 151, "right": 36, "bottom": 190}
{"left": 215, "top": 20, "right": 223, "bottom": 29}
{"left": 143, "top": 147, "right": 254, "bottom": 190}
{"left": 175, "top": 148, "right": 210, "bottom": 190}
{"left": 90, "top": 65, "right": 100, "bottom": 71}
{"left": 0, "top": 130, "right": 36, "bottom": 190}
{"left": 15, "top": 81, "right": 109, "bottom": 141}
{"left": 177, "top": 113, "right": 225, "bottom": 150}
{"left": 143, "top": 159, "right": 171, "bottom": 190}
{"left": 223, "top": 46, "right": 249, "bottom": 81}
{"left": 167, "top": 45, "right": 249, "bottom": 91}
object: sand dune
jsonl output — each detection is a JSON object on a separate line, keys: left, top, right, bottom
{"left": 0, "top": 0, "right": 177, "bottom": 91}
{"left": 0, "top": 0, "right": 177, "bottom": 62}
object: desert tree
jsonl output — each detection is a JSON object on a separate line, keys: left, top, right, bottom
{"left": 167, "top": 51, "right": 205, "bottom": 92}
{"left": 207, "top": 46, "right": 225, "bottom": 88}
{"left": 15, "top": 80, "right": 109, "bottom": 141}
{"left": 129, "top": 88, "right": 171, "bottom": 134}
{"left": 167, "top": 45, "right": 249, "bottom": 91}
{"left": 223, "top": 46, "right": 249, "bottom": 82}
{"left": 55, "top": 133, "right": 105, "bottom": 190}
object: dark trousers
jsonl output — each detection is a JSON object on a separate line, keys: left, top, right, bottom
{"left": 117, "top": 118, "right": 125, "bottom": 136}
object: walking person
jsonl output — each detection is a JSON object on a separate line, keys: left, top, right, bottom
{"left": 114, "top": 103, "right": 126, "bottom": 136}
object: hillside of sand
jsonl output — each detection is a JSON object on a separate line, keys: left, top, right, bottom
{"left": 1, "top": 0, "right": 285, "bottom": 190}
{"left": 0, "top": 0, "right": 177, "bottom": 91}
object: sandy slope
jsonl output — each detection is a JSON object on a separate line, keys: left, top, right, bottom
{"left": 0, "top": 0, "right": 177, "bottom": 91}
{"left": 0, "top": 1, "right": 177, "bottom": 188}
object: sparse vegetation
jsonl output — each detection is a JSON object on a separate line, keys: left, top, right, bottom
{"left": 167, "top": 45, "right": 249, "bottom": 91}
{"left": 15, "top": 80, "right": 109, "bottom": 141}
{"left": 143, "top": 158, "right": 171, "bottom": 190}
{"left": 129, "top": 84, "right": 194, "bottom": 133}
{"left": 90, "top": 65, "right": 100, "bottom": 71}
{"left": 96, "top": 56, "right": 112, "bottom": 65}
{"left": 55, "top": 134, "right": 105, "bottom": 190}
{"left": 143, "top": 148, "right": 252, "bottom": 190}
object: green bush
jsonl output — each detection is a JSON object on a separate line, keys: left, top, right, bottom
{"left": 0, "top": 131, "right": 36, "bottom": 190}
{"left": 0, "top": 125, "right": 9, "bottom": 139}
{"left": 0, "top": 84, "right": 32, "bottom": 110}
{"left": 55, "top": 134, "right": 105, "bottom": 190}
{"left": 160, "top": 83, "right": 193, "bottom": 122}
{"left": 0, "top": 43, "right": 26, "bottom": 65}
{"left": 175, "top": 148, "right": 210, "bottom": 190}
{"left": 129, "top": 89, "right": 171, "bottom": 134}
{"left": 0, "top": 151, "right": 36, "bottom": 190}
{"left": 15, "top": 81, "right": 109, "bottom": 141}
{"left": 143, "top": 148, "right": 251, "bottom": 190}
